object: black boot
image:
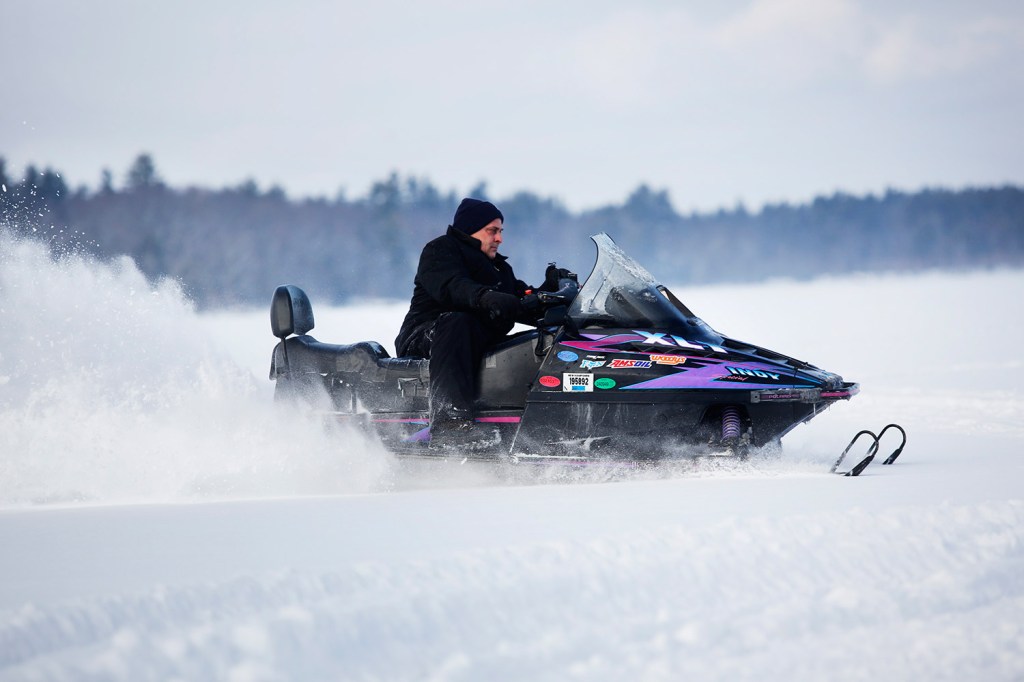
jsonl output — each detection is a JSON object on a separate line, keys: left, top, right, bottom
{"left": 429, "top": 419, "right": 500, "bottom": 452}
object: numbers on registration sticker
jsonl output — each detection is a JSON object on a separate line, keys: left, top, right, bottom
{"left": 562, "top": 373, "right": 593, "bottom": 392}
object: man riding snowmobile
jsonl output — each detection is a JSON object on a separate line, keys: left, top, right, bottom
{"left": 394, "top": 198, "right": 569, "bottom": 449}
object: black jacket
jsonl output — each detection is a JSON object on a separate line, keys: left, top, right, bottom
{"left": 395, "top": 227, "right": 530, "bottom": 357}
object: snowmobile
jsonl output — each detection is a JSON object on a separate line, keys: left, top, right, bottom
{"left": 269, "top": 233, "right": 860, "bottom": 462}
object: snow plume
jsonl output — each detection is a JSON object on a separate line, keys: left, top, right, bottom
{"left": 0, "top": 230, "right": 394, "bottom": 506}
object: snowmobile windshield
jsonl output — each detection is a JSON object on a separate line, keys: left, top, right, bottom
{"left": 567, "top": 233, "right": 724, "bottom": 344}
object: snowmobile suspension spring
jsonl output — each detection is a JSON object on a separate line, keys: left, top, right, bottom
{"left": 722, "top": 406, "right": 741, "bottom": 441}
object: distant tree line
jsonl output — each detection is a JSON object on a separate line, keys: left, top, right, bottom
{"left": 2, "top": 153, "right": 1022, "bottom": 308}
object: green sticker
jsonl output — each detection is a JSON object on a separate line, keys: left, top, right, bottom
{"left": 595, "top": 377, "right": 616, "bottom": 389}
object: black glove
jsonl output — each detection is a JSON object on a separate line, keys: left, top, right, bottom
{"left": 542, "top": 264, "right": 574, "bottom": 292}
{"left": 521, "top": 293, "right": 541, "bottom": 315}
{"left": 480, "top": 290, "right": 523, "bottom": 321}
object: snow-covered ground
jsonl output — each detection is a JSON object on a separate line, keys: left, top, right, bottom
{"left": 1, "top": 232, "right": 1023, "bottom": 681}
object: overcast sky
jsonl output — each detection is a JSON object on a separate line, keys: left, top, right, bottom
{"left": 2, "top": 0, "right": 1022, "bottom": 212}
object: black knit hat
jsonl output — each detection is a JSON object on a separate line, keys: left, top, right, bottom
{"left": 452, "top": 198, "right": 503, "bottom": 235}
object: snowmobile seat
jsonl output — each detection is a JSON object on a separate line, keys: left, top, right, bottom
{"left": 271, "top": 336, "right": 428, "bottom": 382}
{"left": 270, "top": 284, "right": 427, "bottom": 381}
{"left": 271, "top": 336, "right": 376, "bottom": 377}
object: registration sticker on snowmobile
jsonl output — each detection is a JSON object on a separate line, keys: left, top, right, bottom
{"left": 563, "top": 373, "right": 593, "bottom": 392}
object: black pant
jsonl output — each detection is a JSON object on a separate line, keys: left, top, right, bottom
{"left": 402, "top": 312, "right": 496, "bottom": 423}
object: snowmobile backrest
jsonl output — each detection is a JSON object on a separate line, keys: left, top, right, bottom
{"left": 271, "top": 285, "right": 314, "bottom": 338}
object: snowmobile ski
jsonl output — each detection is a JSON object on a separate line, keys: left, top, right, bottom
{"left": 831, "top": 423, "right": 908, "bottom": 476}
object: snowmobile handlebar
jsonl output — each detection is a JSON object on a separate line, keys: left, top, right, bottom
{"left": 536, "top": 278, "right": 579, "bottom": 306}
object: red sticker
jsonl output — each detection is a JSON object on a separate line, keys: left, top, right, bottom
{"left": 539, "top": 375, "right": 561, "bottom": 388}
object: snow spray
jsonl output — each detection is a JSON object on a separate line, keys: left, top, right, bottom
{"left": 0, "top": 229, "right": 395, "bottom": 506}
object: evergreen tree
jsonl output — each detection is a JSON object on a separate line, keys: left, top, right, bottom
{"left": 126, "top": 153, "right": 160, "bottom": 190}
{"left": 100, "top": 168, "right": 114, "bottom": 194}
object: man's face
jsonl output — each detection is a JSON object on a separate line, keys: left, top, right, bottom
{"left": 470, "top": 218, "right": 503, "bottom": 259}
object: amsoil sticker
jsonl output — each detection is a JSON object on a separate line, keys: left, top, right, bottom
{"left": 539, "top": 375, "right": 561, "bottom": 388}
{"left": 563, "top": 373, "right": 593, "bottom": 392}
{"left": 595, "top": 377, "right": 616, "bottom": 389}
{"left": 557, "top": 350, "right": 579, "bottom": 362}
{"left": 609, "top": 359, "right": 653, "bottom": 369}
